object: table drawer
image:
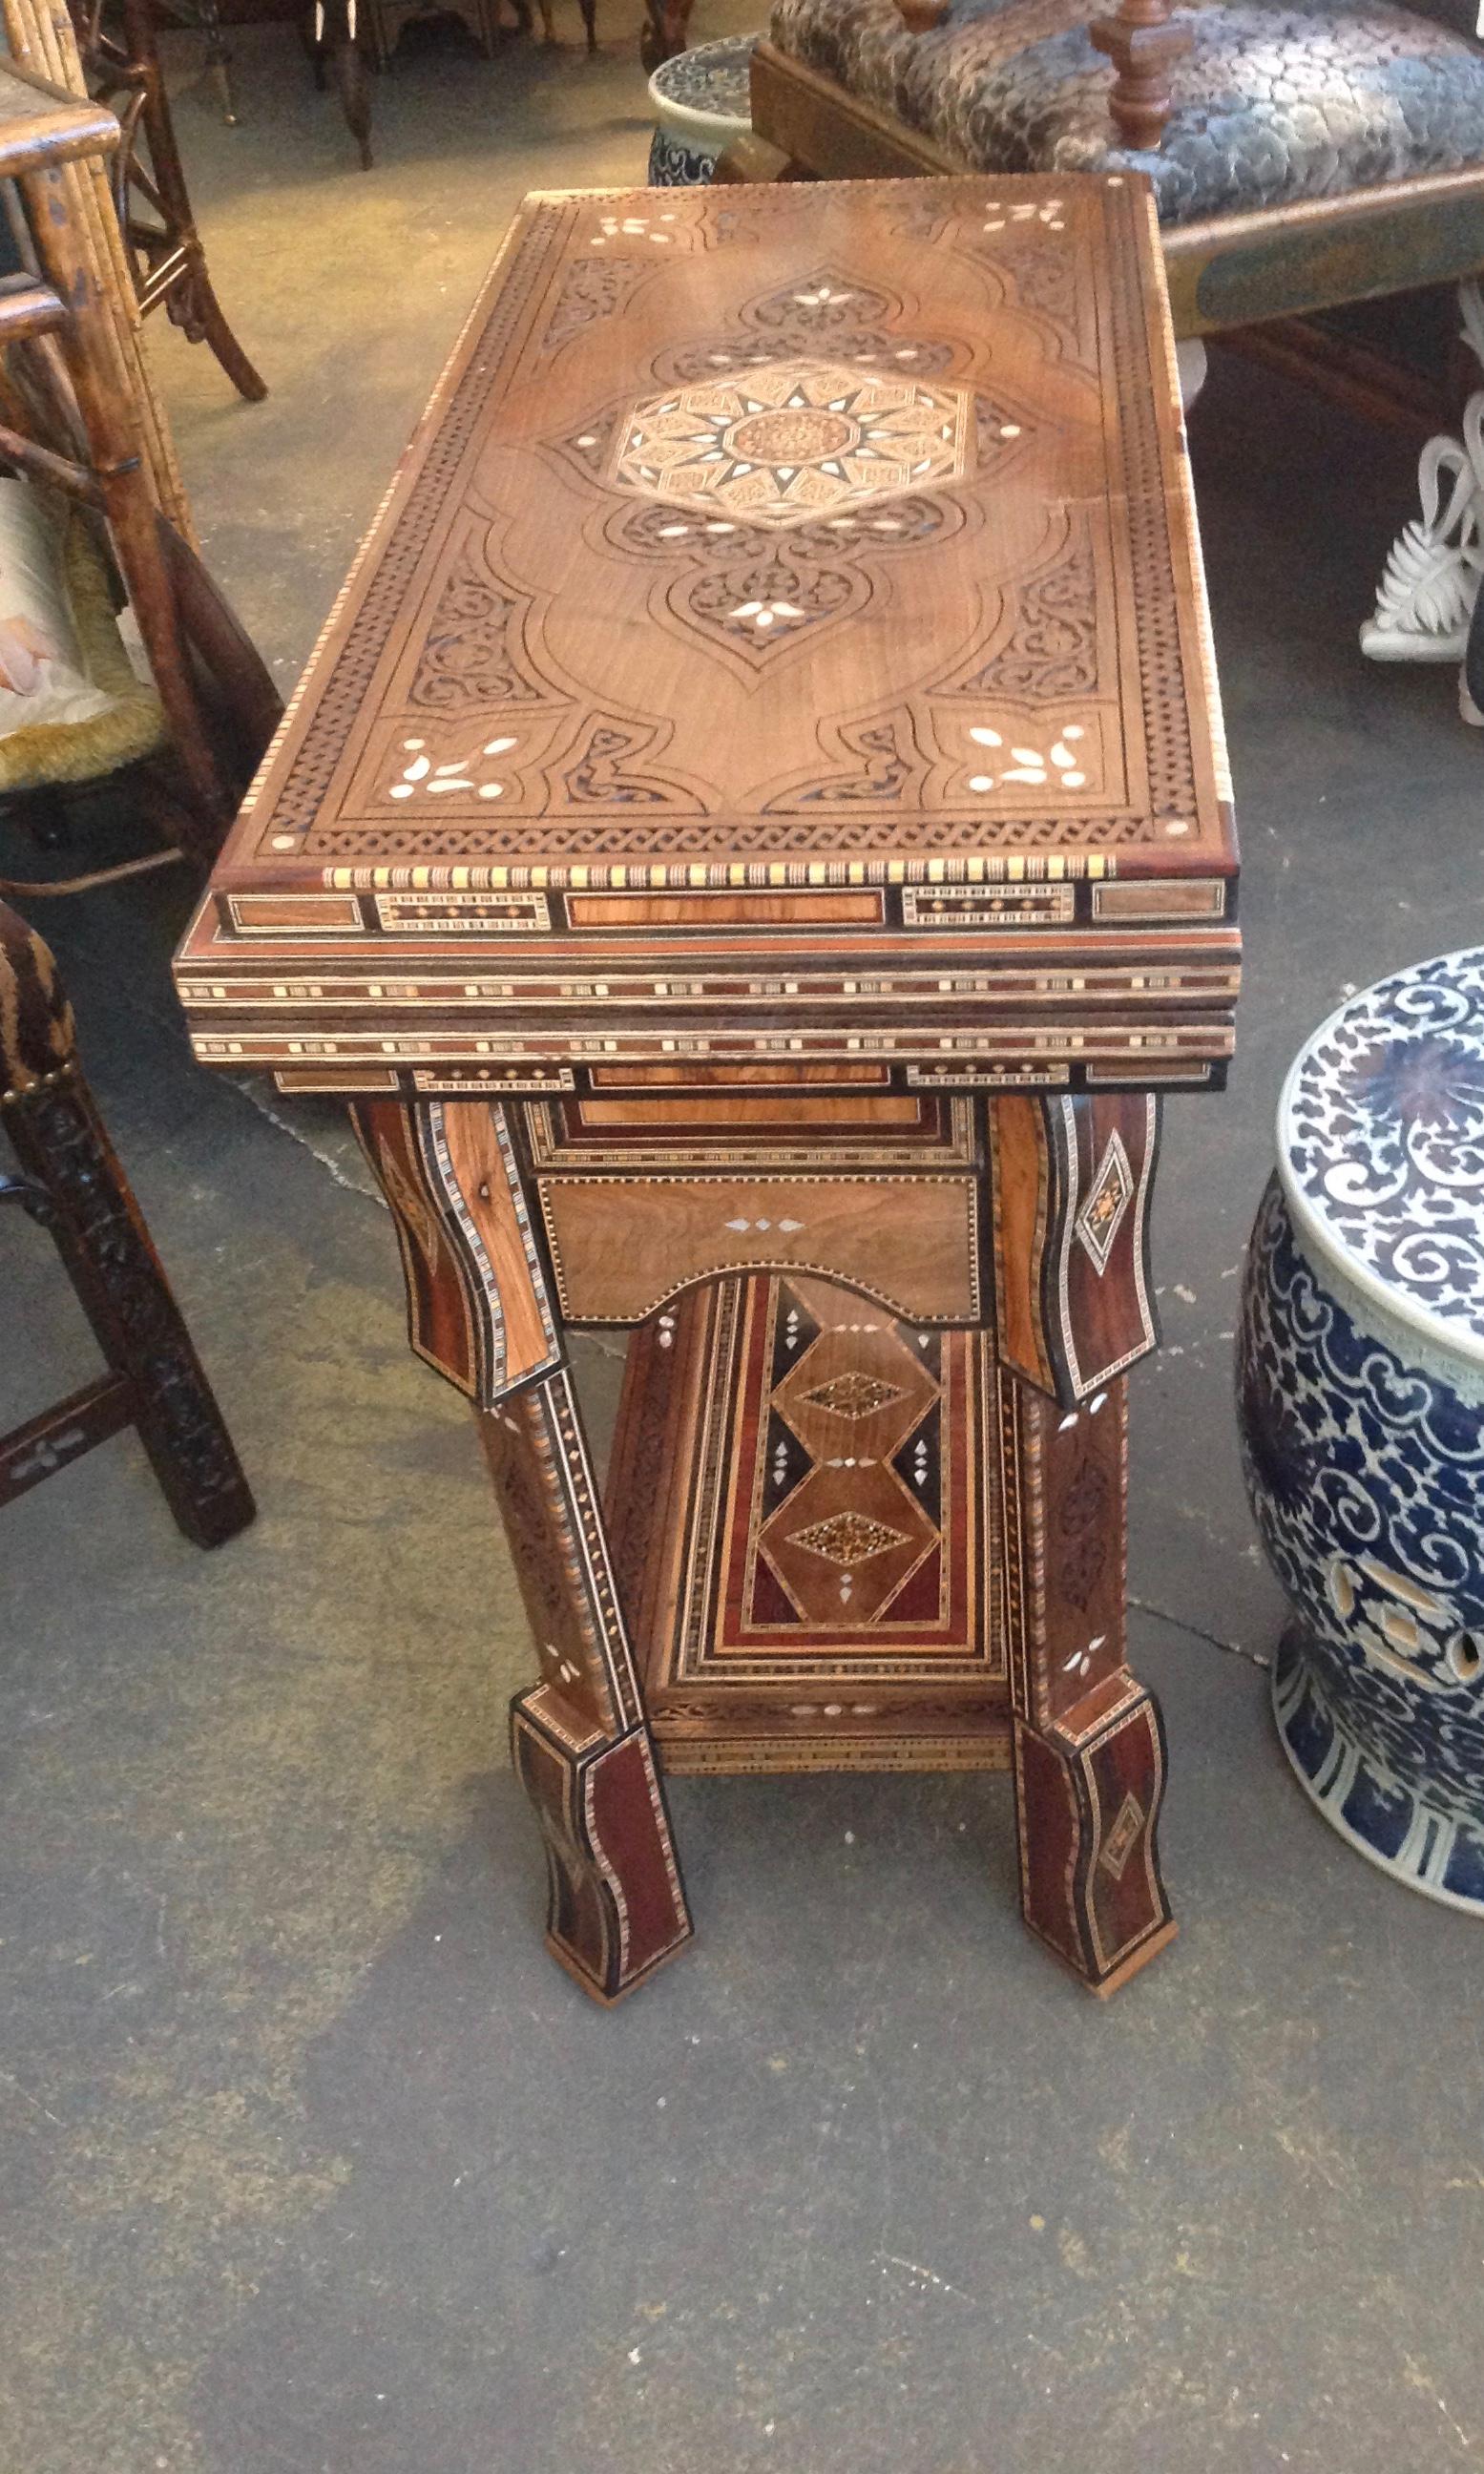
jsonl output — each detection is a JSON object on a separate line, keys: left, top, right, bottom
{"left": 536, "top": 1175, "right": 981, "bottom": 1326}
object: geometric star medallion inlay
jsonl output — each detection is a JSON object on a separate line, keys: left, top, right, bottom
{"left": 610, "top": 358, "right": 974, "bottom": 529}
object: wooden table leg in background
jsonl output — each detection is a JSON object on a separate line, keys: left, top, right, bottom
{"left": 352, "top": 1096, "right": 694, "bottom": 2005}
{"left": 990, "top": 1092, "right": 1176, "bottom": 1994}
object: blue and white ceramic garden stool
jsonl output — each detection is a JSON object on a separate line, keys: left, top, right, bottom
{"left": 1239, "top": 948, "right": 1484, "bottom": 1912}
{"left": 647, "top": 33, "right": 757, "bottom": 185}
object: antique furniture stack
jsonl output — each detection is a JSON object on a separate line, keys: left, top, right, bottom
{"left": 0, "top": 896, "right": 254, "bottom": 1541}
{"left": 176, "top": 174, "right": 1240, "bottom": 2002}
{"left": 1239, "top": 952, "right": 1484, "bottom": 1911}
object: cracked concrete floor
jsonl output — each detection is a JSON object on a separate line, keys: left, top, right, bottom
{"left": 4, "top": 24, "right": 1484, "bottom": 2470}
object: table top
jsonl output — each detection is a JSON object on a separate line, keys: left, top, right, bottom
{"left": 179, "top": 176, "right": 1240, "bottom": 1092}
{"left": 1280, "top": 949, "right": 1484, "bottom": 1373}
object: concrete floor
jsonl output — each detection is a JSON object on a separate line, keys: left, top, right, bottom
{"left": 4, "top": 21, "right": 1484, "bottom": 2470}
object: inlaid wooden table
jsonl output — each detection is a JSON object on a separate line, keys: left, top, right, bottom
{"left": 176, "top": 174, "right": 1240, "bottom": 2004}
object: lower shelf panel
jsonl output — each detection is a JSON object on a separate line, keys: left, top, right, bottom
{"left": 606, "top": 1272, "right": 1009, "bottom": 1778}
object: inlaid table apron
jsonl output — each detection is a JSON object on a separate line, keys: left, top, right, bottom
{"left": 178, "top": 175, "right": 1240, "bottom": 2004}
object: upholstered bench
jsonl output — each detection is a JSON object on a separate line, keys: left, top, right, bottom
{"left": 768, "top": 0, "right": 1484, "bottom": 217}
{"left": 745, "top": 0, "right": 1484, "bottom": 346}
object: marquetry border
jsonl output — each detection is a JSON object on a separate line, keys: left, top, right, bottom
{"left": 521, "top": 1091, "right": 979, "bottom": 1173}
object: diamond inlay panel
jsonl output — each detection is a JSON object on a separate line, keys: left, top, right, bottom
{"left": 610, "top": 358, "right": 974, "bottom": 530}
{"left": 760, "top": 1294, "right": 945, "bottom": 1624}
{"left": 801, "top": 1372, "right": 905, "bottom": 1421}
{"left": 1076, "top": 1130, "right": 1134, "bottom": 1276}
{"left": 614, "top": 1273, "right": 1003, "bottom": 1709}
{"left": 1099, "top": 1792, "right": 1145, "bottom": 1882}
{"left": 787, "top": 1510, "right": 909, "bottom": 1567}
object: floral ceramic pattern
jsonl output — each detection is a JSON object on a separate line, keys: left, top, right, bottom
{"left": 651, "top": 33, "right": 757, "bottom": 121}
{"left": 767, "top": 0, "right": 1484, "bottom": 226}
{"left": 1238, "top": 1178, "right": 1484, "bottom": 1910}
{"left": 649, "top": 129, "right": 718, "bottom": 185}
{"left": 1284, "top": 948, "right": 1484, "bottom": 1359}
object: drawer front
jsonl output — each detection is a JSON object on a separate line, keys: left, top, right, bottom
{"left": 537, "top": 1176, "right": 981, "bottom": 1326}
{"left": 525, "top": 1090, "right": 978, "bottom": 1173}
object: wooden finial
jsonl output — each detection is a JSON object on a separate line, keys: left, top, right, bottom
{"left": 1090, "top": 0, "right": 1191, "bottom": 152}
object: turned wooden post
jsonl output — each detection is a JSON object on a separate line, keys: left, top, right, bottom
{"left": 1091, "top": 0, "right": 1190, "bottom": 151}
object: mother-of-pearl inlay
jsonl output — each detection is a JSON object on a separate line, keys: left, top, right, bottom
{"left": 611, "top": 358, "right": 973, "bottom": 530}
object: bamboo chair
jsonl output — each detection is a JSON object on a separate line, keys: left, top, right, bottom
{"left": 0, "top": 53, "right": 280, "bottom": 892}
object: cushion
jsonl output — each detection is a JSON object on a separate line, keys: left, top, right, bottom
{"left": 0, "top": 476, "right": 162, "bottom": 793}
{"left": 768, "top": 0, "right": 1484, "bottom": 224}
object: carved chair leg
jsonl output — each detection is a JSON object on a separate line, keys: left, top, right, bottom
{"left": 989, "top": 1091, "right": 1173, "bottom": 1992}
{"left": 13, "top": 164, "right": 236, "bottom": 846}
{"left": 312, "top": 0, "right": 374, "bottom": 170}
{"left": 639, "top": 0, "right": 690, "bottom": 72}
{"left": 353, "top": 1097, "right": 692, "bottom": 2003}
{"left": 0, "top": 903, "right": 253, "bottom": 1545}
{"left": 113, "top": 0, "right": 266, "bottom": 400}
{"left": 998, "top": 1373, "right": 1174, "bottom": 1993}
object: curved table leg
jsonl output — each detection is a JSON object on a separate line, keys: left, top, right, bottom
{"left": 990, "top": 1091, "right": 1174, "bottom": 1994}
{"left": 353, "top": 1096, "right": 693, "bottom": 2003}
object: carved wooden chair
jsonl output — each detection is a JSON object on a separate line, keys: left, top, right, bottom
{"left": 68, "top": 0, "right": 267, "bottom": 401}
{"left": 742, "top": 0, "right": 1484, "bottom": 395}
{"left": 1, "top": 897, "right": 255, "bottom": 1541}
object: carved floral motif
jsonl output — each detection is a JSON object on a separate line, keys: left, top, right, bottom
{"left": 954, "top": 531, "right": 1098, "bottom": 702}
{"left": 410, "top": 545, "right": 542, "bottom": 713}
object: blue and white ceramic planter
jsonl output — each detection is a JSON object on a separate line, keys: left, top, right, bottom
{"left": 647, "top": 34, "right": 757, "bottom": 186}
{"left": 1238, "top": 949, "right": 1484, "bottom": 1911}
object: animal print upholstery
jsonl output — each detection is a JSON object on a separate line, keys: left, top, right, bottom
{"left": 767, "top": 0, "right": 1484, "bottom": 224}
